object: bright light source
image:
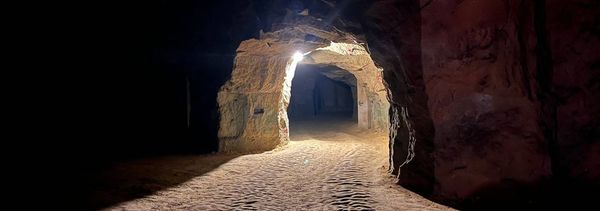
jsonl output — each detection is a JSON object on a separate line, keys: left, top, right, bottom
{"left": 293, "top": 51, "right": 304, "bottom": 62}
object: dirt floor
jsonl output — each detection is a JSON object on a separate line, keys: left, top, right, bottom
{"left": 91, "top": 119, "right": 453, "bottom": 210}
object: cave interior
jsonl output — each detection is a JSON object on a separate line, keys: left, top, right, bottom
{"left": 39, "top": 0, "right": 600, "bottom": 210}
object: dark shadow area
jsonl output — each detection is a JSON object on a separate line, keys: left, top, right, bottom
{"left": 75, "top": 0, "right": 261, "bottom": 161}
{"left": 449, "top": 179, "right": 599, "bottom": 211}
{"left": 53, "top": 1, "right": 265, "bottom": 210}
{"left": 85, "top": 153, "right": 243, "bottom": 210}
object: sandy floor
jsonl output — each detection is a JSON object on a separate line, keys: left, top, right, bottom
{"left": 101, "top": 120, "right": 453, "bottom": 210}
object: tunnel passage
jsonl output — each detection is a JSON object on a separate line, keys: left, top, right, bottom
{"left": 288, "top": 65, "right": 357, "bottom": 123}
{"left": 217, "top": 25, "right": 390, "bottom": 153}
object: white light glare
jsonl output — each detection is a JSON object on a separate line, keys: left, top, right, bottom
{"left": 293, "top": 51, "right": 304, "bottom": 62}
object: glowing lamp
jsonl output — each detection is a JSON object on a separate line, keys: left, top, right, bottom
{"left": 293, "top": 51, "right": 304, "bottom": 62}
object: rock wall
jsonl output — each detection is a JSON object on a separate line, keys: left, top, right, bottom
{"left": 362, "top": 0, "right": 436, "bottom": 195}
{"left": 217, "top": 40, "right": 295, "bottom": 152}
{"left": 363, "top": 0, "right": 599, "bottom": 208}
{"left": 421, "top": 0, "right": 554, "bottom": 205}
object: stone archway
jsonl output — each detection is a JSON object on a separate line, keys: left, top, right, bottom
{"left": 217, "top": 25, "right": 389, "bottom": 152}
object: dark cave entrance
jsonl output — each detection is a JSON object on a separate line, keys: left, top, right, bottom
{"left": 288, "top": 64, "right": 357, "bottom": 132}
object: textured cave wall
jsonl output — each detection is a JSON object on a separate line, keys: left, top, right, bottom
{"left": 362, "top": 0, "right": 599, "bottom": 208}
{"left": 217, "top": 39, "right": 299, "bottom": 152}
{"left": 362, "top": 0, "right": 435, "bottom": 195}
{"left": 546, "top": 0, "right": 600, "bottom": 186}
{"left": 420, "top": 0, "right": 553, "bottom": 205}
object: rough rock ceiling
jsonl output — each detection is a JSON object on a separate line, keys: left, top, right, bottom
{"left": 304, "top": 64, "right": 357, "bottom": 87}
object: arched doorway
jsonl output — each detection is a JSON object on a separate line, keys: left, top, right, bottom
{"left": 217, "top": 25, "right": 389, "bottom": 152}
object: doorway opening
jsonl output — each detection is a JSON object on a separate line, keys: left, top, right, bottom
{"left": 289, "top": 65, "right": 357, "bottom": 121}
{"left": 288, "top": 64, "right": 357, "bottom": 134}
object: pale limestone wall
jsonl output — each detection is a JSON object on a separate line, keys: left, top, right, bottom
{"left": 218, "top": 40, "right": 295, "bottom": 152}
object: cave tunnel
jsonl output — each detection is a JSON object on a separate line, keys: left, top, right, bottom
{"left": 52, "top": 0, "right": 599, "bottom": 210}
{"left": 289, "top": 65, "right": 356, "bottom": 122}
{"left": 288, "top": 65, "right": 358, "bottom": 133}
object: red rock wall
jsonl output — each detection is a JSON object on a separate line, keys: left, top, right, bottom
{"left": 421, "top": 0, "right": 552, "bottom": 204}
{"left": 363, "top": 0, "right": 599, "bottom": 208}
